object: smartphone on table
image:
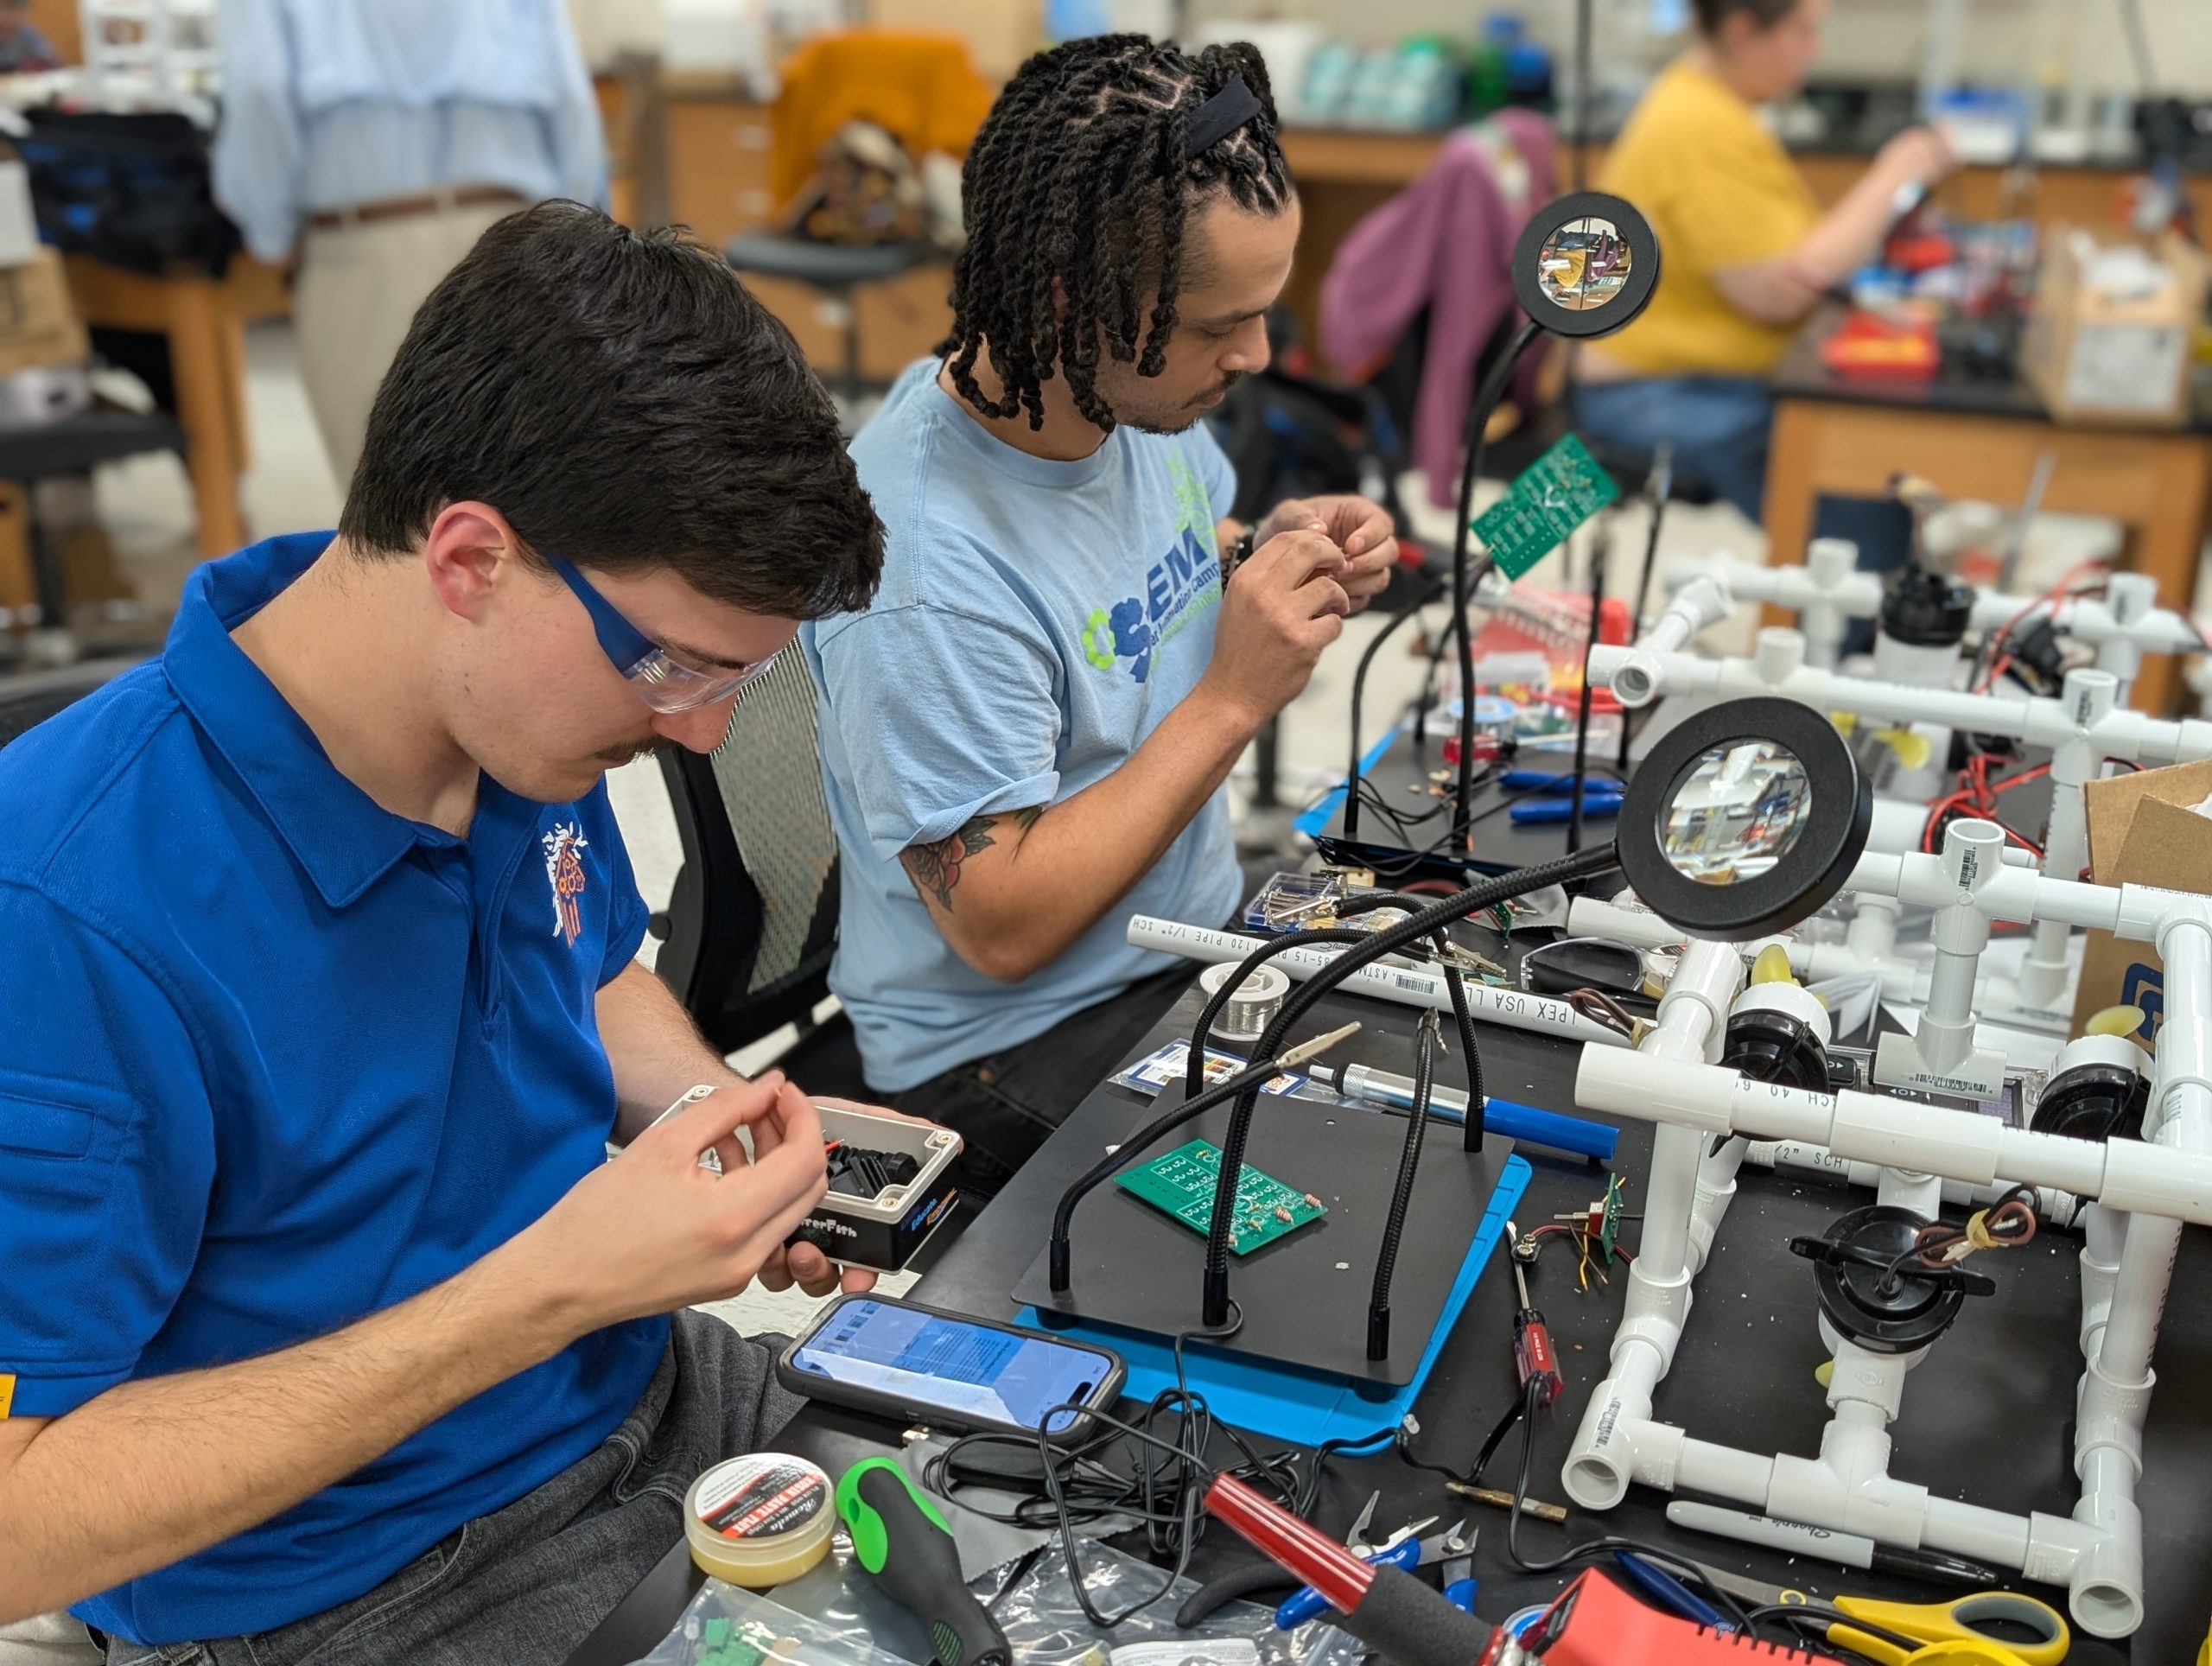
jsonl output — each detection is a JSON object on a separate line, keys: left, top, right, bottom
{"left": 776, "top": 1294, "right": 1124, "bottom": 1441}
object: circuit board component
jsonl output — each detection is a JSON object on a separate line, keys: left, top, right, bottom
{"left": 1116, "top": 1139, "right": 1327, "bottom": 1256}
{"left": 1469, "top": 432, "right": 1620, "bottom": 579}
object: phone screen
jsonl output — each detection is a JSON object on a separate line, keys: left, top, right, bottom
{"left": 789, "top": 1300, "right": 1113, "bottom": 1433}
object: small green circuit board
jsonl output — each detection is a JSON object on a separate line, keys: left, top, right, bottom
{"left": 1116, "top": 1139, "right": 1326, "bottom": 1256}
{"left": 1470, "top": 432, "right": 1620, "bottom": 579}
{"left": 1596, "top": 1173, "right": 1626, "bottom": 1264}
{"left": 695, "top": 1617, "right": 781, "bottom": 1666}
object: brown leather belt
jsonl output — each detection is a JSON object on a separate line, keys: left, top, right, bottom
{"left": 307, "top": 187, "right": 526, "bottom": 230}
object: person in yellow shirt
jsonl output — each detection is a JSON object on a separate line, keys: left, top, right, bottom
{"left": 1573, "top": 0, "right": 1955, "bottom": 522}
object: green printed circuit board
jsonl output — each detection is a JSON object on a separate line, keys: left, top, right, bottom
{"left": 1116, "top": 1139, "right": 1327, "bottom": 1256}
{"left": 1469, "top": 432, "right": 1620, "bottom": 579}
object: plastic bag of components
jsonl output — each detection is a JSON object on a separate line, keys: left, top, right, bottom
{"left": 762, "top": 1540, "right": 1363, "bottom": 1666}
{"left": 1109, "top": 1040, "right": 1337, "bottom": 1105}
{"left": 624, "top": 1577, "right": 924, "bottom": 1666}
{"left": 983, "top": 1544, "right": 1366, "bottom": 1666}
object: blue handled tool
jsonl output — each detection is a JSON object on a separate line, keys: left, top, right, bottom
{"left": 1501, "top": 769, "right": 1624, "bottom": 792}
{"left": 1611, "top": 1550, "right": 1733, "bottom": 1631}
{"left": 1305, "top": 1064, "right": 1619, "bottom": 1162}
{"left": 1479, "top": 1097, "right": 1618, "bottom": 1160}
{"left": 1510, "top": 791, "right": 1623, "bottom": 824}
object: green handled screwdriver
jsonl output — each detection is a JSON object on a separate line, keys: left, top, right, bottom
{"left": 836, "top": 1458, "right": 1012, "bottom": 1666}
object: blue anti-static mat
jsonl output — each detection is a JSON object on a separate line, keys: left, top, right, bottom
{"left": 1294, "top": 730, "right": 1397, "bottom": 841}
{"left": 1018, "top": 1153, "right": 1530, "bottom": 1448}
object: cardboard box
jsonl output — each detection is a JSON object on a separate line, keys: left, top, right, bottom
{"left": 0, "top": 247, "right": 88, "bottom": 382}
{"left": 2023, "top": 227, "right": 2210, "bottom": 428}
{"left": 2070, "top": 759, "right": 2212, "bottom": 1041}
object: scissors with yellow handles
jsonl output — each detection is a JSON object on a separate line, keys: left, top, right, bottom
{"left": 1821, "top": 1590, "right": 2070, "bottom": 1665}
{"left": 1675, "top": 1561, "right": 2066, "bottom": 1665}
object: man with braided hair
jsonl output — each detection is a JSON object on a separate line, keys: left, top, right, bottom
{"left": 805, "top": 35, "right": 1399, "bottom": 1193}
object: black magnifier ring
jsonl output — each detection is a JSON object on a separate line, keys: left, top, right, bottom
{"left": 1511, "top": 191, "right": 1662, "bottom": 340}
{"left": 1616, "top": 696, "right": 1872, "bottom": 942}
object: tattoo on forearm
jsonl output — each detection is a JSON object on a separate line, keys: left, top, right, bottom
{"left": 901, "top": 807, "right": 1043, "bottom": 912}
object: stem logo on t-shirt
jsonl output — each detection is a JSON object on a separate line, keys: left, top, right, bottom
{"left": 1078, "top": 455, "right": 1223, "bottom": 684}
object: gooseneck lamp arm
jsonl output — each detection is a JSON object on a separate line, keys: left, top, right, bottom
{"left": 1446, "top": 191, "right": 1662, "bottom": 855}
{"left": 1197, "top": 843, "right": 1624, "bottom": 1330}
{"left": 1449, "top": 318, "right": 1544, "bottom": 851}
{"left": 1046, "top": 1020, "right": 1362, "bottom": 1294}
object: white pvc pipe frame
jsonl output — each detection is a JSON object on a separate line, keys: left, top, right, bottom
{"left": 1593, "top": 625, "right": 2212, "bottom": 1024}
{"left": 1560, "top": 824, "right": 2212, "bottom": 1637}
{"left": 1592, "top": 625, "right": 2212, "bottom": 766}
{"left": 1660, "top": 552, "right": 2202, "bottom": 697}
{"left": 1122, "top": 916, "right": 1632, "bottom": 1049}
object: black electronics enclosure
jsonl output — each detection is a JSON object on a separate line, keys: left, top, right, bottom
{"left": 788, "top": 1107, "right": 964, "bottom": 1273}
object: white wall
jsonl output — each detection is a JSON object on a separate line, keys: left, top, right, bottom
{"left": 1183, "top": 0, "right": 2212, "bottom": 99}
{"left": 570, "top": 0, "right": 666, "bottom": 63}
{"left": 572, "top": 0, "right": 2212, "bottom": 99}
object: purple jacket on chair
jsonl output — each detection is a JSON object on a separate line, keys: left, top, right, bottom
{"left": 1318, "top": 109, "right": 1557, "bottom": 508}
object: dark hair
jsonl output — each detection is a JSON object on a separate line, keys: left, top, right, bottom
{"left": 938, "top": 34, "right": 1293, "bottom": 434}
{"left": 1692, "top": 0, "right": 1804, "bottom": 33}
{"left": 340, "top": 201, "right": 882, "bottom": 620}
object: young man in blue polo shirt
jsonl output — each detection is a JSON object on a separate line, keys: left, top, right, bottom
{"left": 0, "top": 205, "right": 886, "bottom": 1664}
{"left": 807, "top": 36, "right": 1400, "bottom": 1193}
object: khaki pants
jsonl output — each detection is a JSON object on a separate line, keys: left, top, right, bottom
{"left": 0, "top": 1612, "right": 102, "bottom": 1666}
{"left": 292, "top": 197, "right": 522, "bottom": 486}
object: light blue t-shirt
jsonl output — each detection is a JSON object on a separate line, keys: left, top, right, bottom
{"left": 805, "top": 359, "right": 1245, "bottom": 1090}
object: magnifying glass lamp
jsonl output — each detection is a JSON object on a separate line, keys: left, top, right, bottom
{"left": 1442, "top": 193, "right": 1662, "bottom": 854}
{"left": 1613, "top": 696, "right": 1874, "bottom": 941}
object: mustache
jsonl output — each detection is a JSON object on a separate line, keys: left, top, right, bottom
{"left": 594, "top": 738, "right": 671, "bottom": 766}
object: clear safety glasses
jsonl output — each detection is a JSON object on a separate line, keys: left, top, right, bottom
{"left": 544, "top": 551, "right": 781, "bottom": 715}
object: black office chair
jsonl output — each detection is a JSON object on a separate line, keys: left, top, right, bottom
{"left": 724, "top": 233, "right": 943, "bottom": 408}
{"left": 651, "top": 650, "right": 870, "bottom": 1097}
{"left": 0, "top": 408, "right": 188, "bottom": 651}
{"left": 0, "top": 656, "right": 134, "bottom": 747}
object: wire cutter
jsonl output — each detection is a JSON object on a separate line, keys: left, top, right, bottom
{"left": 1274, "top": 1499, "right": 1446, "bottom": 1630}
{"left": 1436, "top": 1521, "right": 1478, "bottom": 1613}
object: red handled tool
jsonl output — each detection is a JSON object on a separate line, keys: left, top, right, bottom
{"left": 1505, "top": 1222, "right": 1562, "bottom": 1406}
{"left": 1203, "top": 1476, "right": 1495, "bottom": 1666}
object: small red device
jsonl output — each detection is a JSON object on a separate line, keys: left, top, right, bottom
{"left": 1818, "top": 309, "right": 1939, "bottom": 382}
{"left": 1483, "top": 1568, "right": 1827, "bottom": 1663}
